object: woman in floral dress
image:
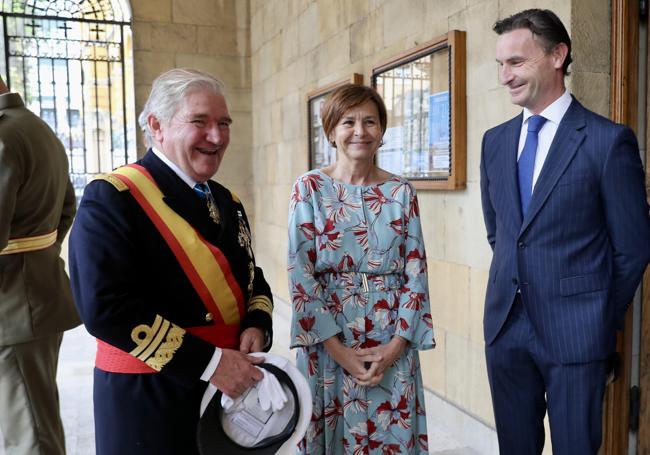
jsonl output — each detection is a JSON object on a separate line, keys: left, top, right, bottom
{"left": 288, "top": 84, "right": 435, "bottom": 454}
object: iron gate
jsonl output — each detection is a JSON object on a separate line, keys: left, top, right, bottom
{"left": 0, "top": 0, "right": 135, "bottom": 199}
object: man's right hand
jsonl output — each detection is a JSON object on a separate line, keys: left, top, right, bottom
{"left": 209, "top": 349, "right": 264, "bottom": 398}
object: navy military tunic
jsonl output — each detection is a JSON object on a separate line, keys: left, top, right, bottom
{"left": 69, "top": 151, "right": 273, "bottom": 454}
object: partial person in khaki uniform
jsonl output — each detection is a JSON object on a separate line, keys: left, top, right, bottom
{"left": 0, "top": 75, "right": 81, "bottom": 455}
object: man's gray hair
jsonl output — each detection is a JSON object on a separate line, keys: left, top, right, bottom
{"left": 138, "top": 68, "right": 226, "bottom": 147}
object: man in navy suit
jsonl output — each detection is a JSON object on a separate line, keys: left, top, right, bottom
{"left": 480, "top": 9, "right": 650, "bottom": 454}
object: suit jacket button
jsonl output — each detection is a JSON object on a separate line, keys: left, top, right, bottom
{"left": 205, "top": 312, "right": 214, "bottom": 322}
{"left": 518, "top": 241, "right": 526, "bottom": 249}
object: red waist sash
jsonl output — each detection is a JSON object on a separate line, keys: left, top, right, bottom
{"left": 94, "top": 164, "right": 246, "bottom": 374}
{"left": 96, "top": 325, "right": 240, "bottom": 374}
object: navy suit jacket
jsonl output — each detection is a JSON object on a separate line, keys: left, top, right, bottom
{"left": 480, "top": 98, "right": 650, "bottom": 364}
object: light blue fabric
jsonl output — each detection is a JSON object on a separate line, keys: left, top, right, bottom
{"left": 287, "top": 169, "right": 435, "bottom": 454}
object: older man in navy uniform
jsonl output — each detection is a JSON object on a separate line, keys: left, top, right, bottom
{"left": 69, "top": 68, "right": 274, "bottom": 454}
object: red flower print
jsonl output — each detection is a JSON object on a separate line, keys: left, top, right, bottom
{"left": 418, "top": 434, "right": 428, "bottom": 452}
{"left": 350, "top": 421, "right": 382, "bottom": 454}
{"left": 297, "top": 222, "right": 316, "bottom": 240}
{"left": 390, "top": 181, "right": 405, "bottom": 199}
{"left": 316, "top": 219, "right": 341, "bottom": 251}
{"left": 298, "top": 315, "right": 315, "bottom": 332}
{"left": 289, "top": 183, "right": 302, "bottom": 210}
{"left": 398, "top": 317, "right": 410, "bottom": 331}
{"left": 307, "top": 351, "right": 319, "bottom": 376}
{"left": 352, "top": 220, "right": 369, "bottom": 251}
{"left": 410, "top": 194, "right": 420, "bottom": 218}
{"left": 422, "top": 312, "right": 433, "bottom": 328}
{"left": 324, "top": 397, "right": 342, "bottom": 428}
{"left": 403, "top": 291, "right": 425, "bottom": 310}
{"left": 406, "top": 249, "right": 423, "bottom": 260}
{"left": 323, "top": 184, "right": 361, "bottom": 222}
{"left": 301, "top": 172, "right": 324, "bottom": 195}
{"left": 373, "top": 297, "right": 398, "bottom": 330}
{"left": 389, "top": 218, "right": 405, "bottom": 235}
{"left": 364, "top": 187, "right": 390, "bottom": 215}
{"left": 292, "top": 283, "right": 310, "bottom": 312}
{"left": 382, "top": 444, "right": 402, "bottom": 455}
{"left": 376, "top": 396, "right": 410, "bottom": 430}
{"left": 327, "top": 292, "right": 343, "bottom": 316}
{"left": 307, "top": 248, "right": 317, "bottom": 264}
{"left": 338, "top": 252, "right": 354, "bottom": 271}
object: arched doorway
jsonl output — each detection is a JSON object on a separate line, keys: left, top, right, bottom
{"left": 0, "top": 0, "right": 135, "bottom": 200}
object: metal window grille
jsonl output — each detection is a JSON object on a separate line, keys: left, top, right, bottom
{"left": 0, "top": 0, "right": 135, "bottom": 200}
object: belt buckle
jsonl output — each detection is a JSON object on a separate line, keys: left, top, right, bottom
{"left": 361, "top": 273, "right": 369, "bottom": 293}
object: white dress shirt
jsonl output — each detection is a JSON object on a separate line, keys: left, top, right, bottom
{"left": 517, "top": 89, "right": 573, "bottom": 190}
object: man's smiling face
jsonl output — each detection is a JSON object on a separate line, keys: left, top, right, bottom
{"left": 495, "top": 28, "right": 565, "bottom": 114}
{"left": 151, "top": 89, "right": 232, "bottom": 182}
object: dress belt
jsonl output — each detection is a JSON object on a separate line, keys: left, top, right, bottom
{"left": 0, "top": 230, "right": 57, "bottom": 255}
{"left": 319, "top": 272, "right": 402, "bottom": 293}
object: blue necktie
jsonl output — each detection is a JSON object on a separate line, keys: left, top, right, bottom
{"left": 518, "top": 115, "right": 547, "bottom": 215}
{"left": 193, "top": 182, "right": 210, "bottom": 200}
{"left": 193, "top": 182, "right": 220, "bottom": 224}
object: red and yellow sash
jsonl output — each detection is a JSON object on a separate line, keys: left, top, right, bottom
{"left": 96, "top": 164, "right": 246, "bottom": 373}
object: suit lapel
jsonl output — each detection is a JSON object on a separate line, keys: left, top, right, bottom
{"left": 519, "top": 99, "right": 587, "bottom": 234}
{"left": 504, "top": 115, "right": 524, "bottom": 226}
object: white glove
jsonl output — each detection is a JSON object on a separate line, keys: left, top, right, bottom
{"left": 220, "top": 392, "right": 237, "bottom": 410}
{"left": 219, "top": 366, "right": 288, "bottom": 412}
{"left": 256, "top": 366, "right": 288, "bottom": 412}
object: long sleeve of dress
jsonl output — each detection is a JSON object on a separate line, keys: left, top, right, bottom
{"left": 288, "top": 175, "right": 341, "bottom": 348}
{"left": 394, "top": 183, "right": 435, "bottom": 350}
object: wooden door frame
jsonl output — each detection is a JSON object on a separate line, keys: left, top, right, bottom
{"left": 604, "top": 0, "right": 645, "bottom": 453}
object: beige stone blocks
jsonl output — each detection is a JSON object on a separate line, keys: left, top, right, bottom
{"left": 349, "top": 16, "right": 372, "bottom": 62}
{"left": 297, "top": 2, "right": 320, "bottom": 56}
{"left": 133, "top": 23, "right": 197, "bottom": 53}
{"left": 172, "top": 0, "right": 245, "bottom": 28}
{"left": 571, "top": 72, "right": 610, "bottom": 117}
{"left": 134, "top": 52, "right": 176, "bottom": 86}
{"left": 175, "top": 54, "right": 251, "bottom": 89}
{"left": 428, "top": 260, "right": 471, "bottom": 336}
{"left": 443, "top": 185, "right": 493, "bottom": 269}
{"left": 131, "top": 0, "right": 172, "bottom": 22}
{"left": 382, "top": 0, "right": 425, "bottom": 47}
{"left": 469, "top": 268, "right": 488, "bottom": 343}
{"left": 444, "top": 332, "right": 494, "bottom": 425}
{"left": 198, "top": 27, "right": 250, "bottom": 58}
{"left": 419, "top": 327, "right": 446, "bottom": 393}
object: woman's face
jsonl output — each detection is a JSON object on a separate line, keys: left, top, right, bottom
{"left": 329, "top": 100, "right": 383, "bottom": 164}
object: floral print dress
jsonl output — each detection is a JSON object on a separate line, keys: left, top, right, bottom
{"left": 288, "top": 169, "right": 435, "bottom": 455}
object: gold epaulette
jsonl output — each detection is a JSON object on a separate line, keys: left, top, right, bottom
{"left": 95, "top": 174, "right": 129, "bottom": 192}
{"left": 230, "top": 190, "right": 241, "bottom": 204}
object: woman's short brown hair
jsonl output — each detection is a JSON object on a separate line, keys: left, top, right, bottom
{"left": 321, "top": 84, "right": 388, "bottom": 145}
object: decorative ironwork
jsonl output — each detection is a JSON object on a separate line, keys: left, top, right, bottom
{"left": 0, "top": 0, "right": 134, "bottom": 200}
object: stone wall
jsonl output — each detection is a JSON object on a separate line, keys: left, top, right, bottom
{"left": 130, "top": 0, "right": 254, "bottom": 209}
{"left": 248, "top": 0, "right": 610, "bottom": 436}
{"left": 123, "top": 0, "right": 611, "bottom": 449}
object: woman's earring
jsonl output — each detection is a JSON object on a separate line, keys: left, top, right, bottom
{"left": 329, "top": 139, "right": 337, "bottom": 148}
{"left": 379, "top": 139, "right": 384, "bottom": 148}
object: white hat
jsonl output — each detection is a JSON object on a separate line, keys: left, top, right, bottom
{"left": 197, "top": 353, "right": 312, "bottom": 454}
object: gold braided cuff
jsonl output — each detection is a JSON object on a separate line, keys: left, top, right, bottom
{"left": 129, "top": 315, "right": 185, "bottom": 372}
